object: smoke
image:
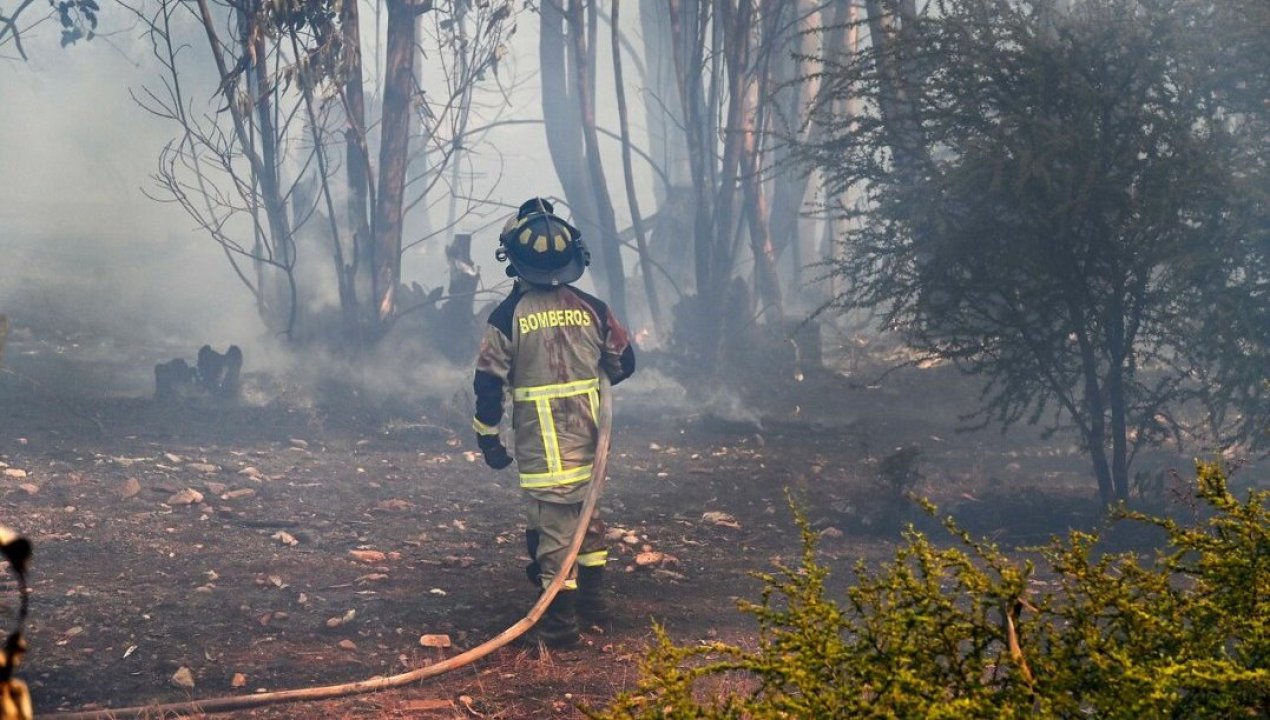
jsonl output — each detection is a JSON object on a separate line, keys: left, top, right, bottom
{"left": 0, "top": 9, "right": 662, "bottom": 408}
{"left": 615, "top": 368, "right": 762, "bottom": 429}
{"left": 1, "top": 30, "right": 264, "bottom": 394}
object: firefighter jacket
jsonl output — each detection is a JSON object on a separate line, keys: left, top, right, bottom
{"left": 473, "top": 283, "right": 635, "bottom": 498}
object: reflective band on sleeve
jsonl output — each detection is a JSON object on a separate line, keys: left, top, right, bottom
{"left": 577, "top": 550, "right": 608, "bottom": 567}
{"left": 472, "top": 417, "right": 500, "bottom": 436}
{"left": 512, "top": 377, "right": 600, "bottom": 402}
{"left": 520, "top": 464, "right": 594, "bottom": 489}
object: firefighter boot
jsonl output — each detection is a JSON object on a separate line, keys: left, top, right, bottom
{"left": 535, "top": 590, "right": 580, "bottom": 648}
{"left": 576, "top": 565, "right": 610, "bottom": 624}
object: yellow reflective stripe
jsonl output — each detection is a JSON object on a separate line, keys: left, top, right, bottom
{"left": 562, "top": 579, "right": 578, "bottom": 590}
{"left": 472, "top": 417, "right": 500, "bottom": 436}
{"left": 587, "top": 389, "right": 598, "bottom": 427}
{"left": 519, "top": 464, "right": 593, "bottom": 488}
{"left": 513, "top": 378, "right": 600, "bottom": 402}
{"left": 535, "top": 399, "right": 562, "bottom": 474}
{"left": 577, "top": 550, "right": 608, "bottom": 567}
{"left": 515, "top": 378, "right": 600, "bottom": 488}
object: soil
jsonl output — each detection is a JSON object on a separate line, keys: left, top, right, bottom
{"left": 0, "top": 323, "right": 1221, "bottom": 719}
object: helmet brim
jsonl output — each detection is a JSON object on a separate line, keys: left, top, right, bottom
{"left": 511, "top": 252, "right": 586, "bottom": 287}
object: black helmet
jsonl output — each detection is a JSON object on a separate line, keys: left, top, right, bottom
{"left": 496, "top": 198, "right": 590, "bottom": 286}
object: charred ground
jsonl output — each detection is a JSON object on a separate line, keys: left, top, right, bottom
{"left": 0, "top": 324, "right": 1234, "bottom": 719}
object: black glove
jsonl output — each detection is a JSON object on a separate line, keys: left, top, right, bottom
{"left": 476, "top": 433, "right": 513, "bottom": 470}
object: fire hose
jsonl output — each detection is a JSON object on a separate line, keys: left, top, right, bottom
{"left": 43, "top": 380, "right": 614, "bottom": 720}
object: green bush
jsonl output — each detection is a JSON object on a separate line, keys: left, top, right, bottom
{"left": 591, "top": 463, "right": 1268, "bottom": 719}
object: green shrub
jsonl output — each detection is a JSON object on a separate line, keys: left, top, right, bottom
{"left": 591, "top": 463, "right": 1268, "bottom": 719}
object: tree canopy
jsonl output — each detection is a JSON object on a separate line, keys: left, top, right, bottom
{"left": 804, "top": 0, "right": 1268, "bottom": 503}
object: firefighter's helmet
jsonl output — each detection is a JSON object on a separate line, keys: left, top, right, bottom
{"left": 496, "top": 198, "right": 590, "bottom": 286}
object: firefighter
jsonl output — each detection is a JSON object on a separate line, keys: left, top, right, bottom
{"left": 472, "top": 198, "right": 636, "bottom": 647}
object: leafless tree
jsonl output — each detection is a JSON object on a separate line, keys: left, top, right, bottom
{"left": 126, "top": 0, "right": 518, "bottom": 345}
{"left": 537, "top": 0, "right": 626, "bottom": 320}
{"left": 609, "top": 0, "right": 663, "bottom": 336}
{"left": 654, "top": 0, "right": 802, "bottom": 359}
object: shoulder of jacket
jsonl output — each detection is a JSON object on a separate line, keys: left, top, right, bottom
{"left": 487, "top": 290, "right": 524, "bottom": 338}
{"left": 562, "top": 286, "right": 611, "bottom": 332}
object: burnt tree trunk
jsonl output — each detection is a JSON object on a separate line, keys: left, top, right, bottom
{"left": 196, "top": 0, "right": 296, "bottom": 337}
{"left": 741, "top": 105, "right": 783, "bottom": 321}
{"left": 1107, "top": 292, "right": 1131, "bottom": 503}
{"left": 711, "top": 0, "right": 749, "bottom": 309}
{"left": 1076, "top": 327, "right": 1116, "bottom": 505}
{"left": 540, "top": 1, "right": 608, "bottom": 297}
{"left": 767, "top": 0, "right": 830, "bottom": 292}
{"left": 741, "top": 1, "right": 783, "bottom": 321}
{"left": 864, "top": 0, "right": 929, "bottom": 183}
{"left": 245, "top": 10, "right": 295, "bottom": 328}
{"left": 638, "top": 1, "right": 695, "bottom": 300}
{"left": 371, "top": 0, "right": 422, "bottom": 325}
{"left": 341, "top": 0, "right": 375, "bottom": 334}
{"left": 667, "top": 0, "right": 717, "bottom": 303}
{"left": 612, "top": 0, "right": 663, "bottom": 336}
{"left": 569, "top": 0, "right": 627, "bottom": 320}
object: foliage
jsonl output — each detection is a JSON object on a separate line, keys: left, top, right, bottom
{"left": 802, "top": 0, "right": 1268, "bottom": 502}
{"left": 1, "top": 0, "right": 96, "bottom": 60}
{"left": 52, "top": 0, "right": 96, "bottom": 46}
{"left": 591, "top": 463, "right": 1269, "bottom": 719}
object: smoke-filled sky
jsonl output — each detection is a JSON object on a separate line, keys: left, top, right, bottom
{"left": 0, "top": 6, "right": 649, "bottom": 366}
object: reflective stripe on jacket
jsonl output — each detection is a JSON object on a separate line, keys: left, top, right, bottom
{"left": 473, "top": 283, "right": 635, "bottom": 493}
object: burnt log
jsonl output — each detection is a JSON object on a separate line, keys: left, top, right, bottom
{"left": 155, "top": 345, "right": 243, "bottom": 403}
{"left": 154, "top": 358, "right": 198, "bottom": 402}
{"left": 197, "top": 345, "right": 243, "bottom": 399}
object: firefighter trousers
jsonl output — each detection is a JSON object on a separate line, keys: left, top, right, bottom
{"left": 525, "top": 493, "right": 607, "bottom": 591}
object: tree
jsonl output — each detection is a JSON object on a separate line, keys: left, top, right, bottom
{"left": 659, "top": 0, "right": 796, "bottom": 361}
{"left": 538, "top": 0, "right": 627, "bottom": 320}
{"left": 610, "top": 0, "right": 664, "bottom": 336}
{"left": 130, "top": 0, "right": 517, "bottom": 345}
{"left": 803, "top": 0, "right": 1267, "bottom": 503}
{"left": 533, "top": 1, "right": 839, "bottom": 357}
{"left": 1170, "top": 0, "right": 1270, "bottom": 452}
